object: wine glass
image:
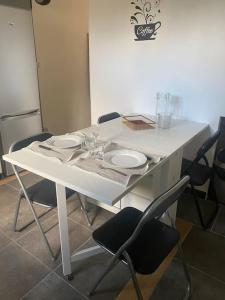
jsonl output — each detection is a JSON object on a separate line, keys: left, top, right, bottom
{"left": 91, "top": 124, "right": 100, "bottom": 144}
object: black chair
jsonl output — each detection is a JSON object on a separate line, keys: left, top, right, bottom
{"left": 89, "top": 176, "right": 191, "bottom": 300}
{"left": 181, "top": 130, "right": 221, "bottom": 229}
{"left": 214, "top": 147, "right": 225, "bottom": 181}
{"left": 97, "top": 112, "right": 121, "bottom": 124}
{"left": 10, "top": 132, "right": 91, "bottom": 260}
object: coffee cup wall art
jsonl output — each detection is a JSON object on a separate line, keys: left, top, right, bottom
{"left": 130, "top": 0, "right": 161, "bottom": 41}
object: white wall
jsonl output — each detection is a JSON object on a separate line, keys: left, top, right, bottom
{"left": 89, "top": 0, "right": 225, "bottom": 129}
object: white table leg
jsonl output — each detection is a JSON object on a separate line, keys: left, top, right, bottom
{"left": 56, "top": 183, "right": 72, "bottom": 277}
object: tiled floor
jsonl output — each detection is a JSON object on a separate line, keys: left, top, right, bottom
{"left": 0, "top": 173, "right": 125, "bottom": 300}
{"left": 1, "top": 174, "right": 225, "bottom": 299}
{"left": 153, "top": 190, "right": 225, "bottom": 300}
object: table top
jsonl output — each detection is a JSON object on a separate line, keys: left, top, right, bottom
{"left": 3, "top": 117, "right": 208, "bottom": 205}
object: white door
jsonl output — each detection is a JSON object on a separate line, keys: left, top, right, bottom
{"left": 0, "top": 0, "right": 40, "bottom": 115}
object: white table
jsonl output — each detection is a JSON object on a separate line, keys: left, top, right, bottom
{"left": 3, "top": 117, "right": 208, "bottom": 278}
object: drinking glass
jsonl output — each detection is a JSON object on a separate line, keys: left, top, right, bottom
{"left": 156, "top": 93, "right": 173, "bottom": 129}
{"left": 81, "top": 134, "right": 96, "bottom": 152}
{"left": 95, "top": 141, "right": 107, "bottom": 160}
{"left": 91, "top": 124, "right": 100, "bottom": 144}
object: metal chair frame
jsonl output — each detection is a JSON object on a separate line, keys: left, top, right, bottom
{"left": 89, "top": 176, "right": 192, "bottom": 300}
{"left": 97, "top": 112, "right": 121, "bottom": 124}
{"left": 182, "top": 130, "right": 221, "bottom": 229}
{"left": 9, "top": 132, "right": 91, "bottom": 260}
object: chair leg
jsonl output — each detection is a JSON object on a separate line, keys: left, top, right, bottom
{"left": 13, "top": 194, "right": 23, "bottom": 231}
{"left": 177, "top": 241, "right": 192, "bottom": 300}
{"left": 89, "top": 255, "right": 119, "bottom": 296}
{"left": 191, "top": 185, "right": 219, "bottom": 229}
{"left": 208, "top": 178, "right": 220, "bottom": 230}
{"left": 77, "top": 194, "right": 92, "bottom": 226}
{"left": 13, "top": 195, "right": 54, "bottom": 232}
{"left": 191, "top": 185, "right": 208, "bottom": 229}
{"left": 123, "top": 251, "right": 143, "bottom": 300}
{"left": 192, "top": 186, "right": 207, "bottom": 229}
{"left": 26, "top": 198, "right": 55, "bottom": 260}
{"left": 11, "top": 165, "right": 55, "bottom": 260}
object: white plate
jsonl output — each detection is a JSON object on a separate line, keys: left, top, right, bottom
{"left": 50, "top": 135, "right": 83, "bottom": 149}
{"left": 104, "top": 149, "right": 147, "bottom": 168}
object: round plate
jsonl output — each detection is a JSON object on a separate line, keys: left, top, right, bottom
{"left": 104, "top": 149, "right": 147, "bottom": 168}
{"left": 50, "top": 136, "right": 82, "bottom": 149}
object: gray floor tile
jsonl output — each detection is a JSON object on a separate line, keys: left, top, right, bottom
{"left": 0, "top": 243, "right": 49, "bottom": 300}
{"left": 69, "top": 204, "right": 113, "bottom": 231}
{"left": 2, "top": 178, "right": 225, "bottom": 300}
{"left": 56, "top": 245, "right": 130, "bottom": 300}
{"left": 182, "top": 226, "right": 225, "bottom": 282}
{"left": 0, "top": 179, "right": 81, "bottom": 241}
{"left": 57, "top": 254, "right": 130, "bottom": 300}
{"left": 17, "top": 214, "right": 91, "bottom": 269}
{"left": 151, "top": 259, "right": 225, "bottom": 300}
{"left": 0, "top": 184, "right": 18, "bottom": 218}
{"left": 0, "top": 229, "right": 11, "bottom": 251}
{"left": 22, "top": 272, "right": 85, "bottom": 300}
{"left": 177, "top": 191, "right": 217, "bottom": 227}
{"left": 0, "top": 176, "right": 57, "bottom": 240}
{"left": 90, "top": 207, "right": 114, "bottom": 230}
{"left": 0, "top": 198, "right": 56, "bottom": 241}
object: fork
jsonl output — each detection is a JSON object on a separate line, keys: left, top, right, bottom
{"left": 65, "top": 149, "right": 84, "bottom": 162}
{"left": 39, "top": 144, "right": 83, "bottom": 162}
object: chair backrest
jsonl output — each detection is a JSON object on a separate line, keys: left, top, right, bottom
{"left": 97, "top": 112, "right": 121, "bottom": 124}
{"left": 216, "top": 147, "right": 225, "bottom": 163}
{"left": 119, "top": 176, "right": 190, "bottom": 253}
{"left": 183, "top": 130, "right": 221, "bottom": 175}
{"left": 195, "top": 130, "right": 221, "bottom": 162}
{"left": 9, "top": 132, "right": 52, "bottom": 153}
{"left": 214, "top": 147, "right": 225, "bottom": 180}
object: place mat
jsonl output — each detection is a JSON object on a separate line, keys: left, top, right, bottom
{"left": 122, "top": 115, "right": 156, "bottom": 130}
{"left": 123, "top": 120, "right": 155, "bottom": 130}
{"left": 70, "top": 143, "right": 164, "bottom": 186}
{"left": 25, "top": 139, "right": 165, "bottom": 186}
{"left": 26, "top": 141, "right": 84, "bottom": 163}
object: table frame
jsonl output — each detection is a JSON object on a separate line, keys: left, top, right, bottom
{"left": 3, "top": 118, "right": 208, "bottom": 278}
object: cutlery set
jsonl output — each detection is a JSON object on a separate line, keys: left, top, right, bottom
{"left": 38, "top": 137, "right": 154, "bottom": 178}
{"left": 38, "top": 144, "right": 83, "bottom": 162}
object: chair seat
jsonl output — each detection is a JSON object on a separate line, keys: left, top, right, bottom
{"left": 181, "top": 158, "right": 211, "bottom": 186}
{"left": 20, "top": 179, "right": 75, "bottom": 207}
{"left": 93, "top": 207, "right": 179, "bottom": 274}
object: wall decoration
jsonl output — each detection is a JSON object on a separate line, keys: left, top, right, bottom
{"left": 130, "top": 0, "right": 161, "bottom": 41}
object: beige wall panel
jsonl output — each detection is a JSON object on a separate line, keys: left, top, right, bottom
{"left": 32, "top": 0, "right": 90, "bottom": 134}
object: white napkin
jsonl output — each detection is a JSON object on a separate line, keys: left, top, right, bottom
{"left": 74, "top": 155, "right": 151, "bottom": 186}
{"left": 71, "top": 143, "right": 164, "bottom": 186}
{"left": 26, "top": 141, "right": 84, "bottom": 163}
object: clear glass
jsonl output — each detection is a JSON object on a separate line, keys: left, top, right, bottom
{"left": 81, "top": 134, "right": 96, "bottom": 152}
{"left": 156, "top": 93, "right": 173, "bottom": 129}
{"left": 94, "top": 141, "right": 107, "bottom": 160}
{"left": 90, "top": 124, "right": 100, "bottom": 144}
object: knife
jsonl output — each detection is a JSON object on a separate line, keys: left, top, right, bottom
{"left": 38, "top": 145, "right": 62, "bottom": 154}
